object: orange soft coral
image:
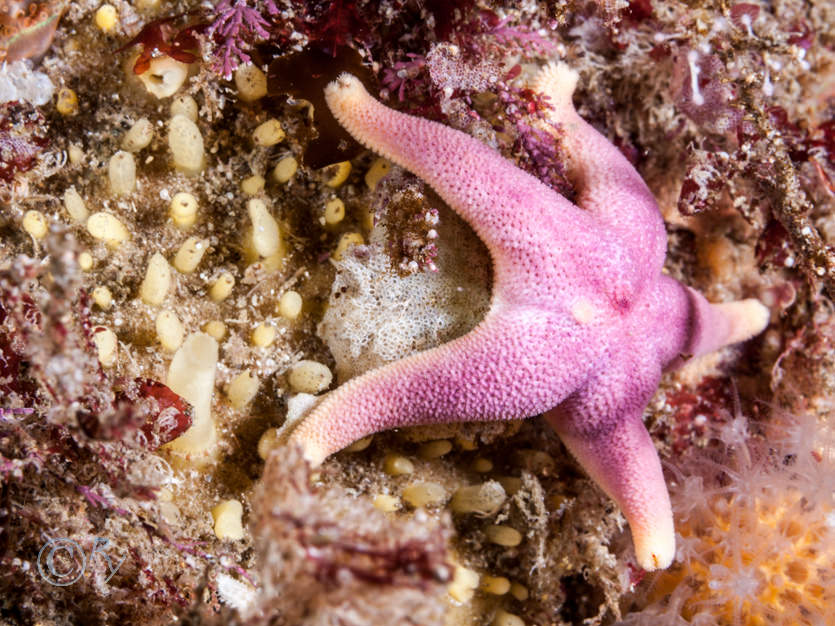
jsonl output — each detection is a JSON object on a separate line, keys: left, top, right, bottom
{"left": 621, "top": 412, "right": 835, "bottom": 625}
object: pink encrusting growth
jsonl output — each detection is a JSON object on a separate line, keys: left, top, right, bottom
{"left": 207, "top": 0, "right": 278, "bottom": 79}
{"left": 284, "top": 64, "right": 770, "bottom": 571}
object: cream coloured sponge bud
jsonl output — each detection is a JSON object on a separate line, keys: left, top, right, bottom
{"left": 324, "top": 197, "right": 345, "bottom": 225}
{"left": 448, "top": 565, "right": 479, "bottom": 603}
{"left": 211, "top": 500, "right": 244, "bottom": 540}
{"left": 173, "top": 237, "right": 208, "bottom": 273}
{"left": 383, "top": 454, "right": 414, "bottom": 476}
{"left": 480, "top": 575, "right": 511, "bottom": 595}
{"left": 139, "top": 252, "right": 171, "bottom": 305}
{"left": 450, "top": 481, "right": 506, "bottom": 515}
{"left": 63, "top": 188, "right": 88, "bottom": 223}
{"left": 209, "top": 272, "right": 234, "bottom": 302}
{"left": 402, "top": 482, "right": 446, "bottom": 508}
{"left": 22, "top": 211, "right": 47, "bottom": 239}
{"left": 241, "top": 174, "right": 265, "bottom": 196}
{"left": 168, "top": 114, "right": 204, "bottom": 174}
{"left": 333, "top": 232, "right": 364, "bottom": 260}
{"left": 247, "top": 198, "right": 281, "bottom": 257}
{"left": 169, "top": 192, "right": 198, "bottom": 228}
{"left": 108, "top": 151, "right": 136, "bottom": 195}
{"left": 226, "top": 369, "right": 259, "bottom": 409}
{"left": 257, "top": 427, "right": 280, "bottom": 460}
{"left": 373, "top": 494, "right": 400, "bottom": 512}
{"left": 272, "top": 156, "right": 297, "bottom": 183}
{"left": 277, "top": 290, "right": 302, "bottom": 320}
{"left": 170, "top": 94, "right": 198, "bottom": 121}
{"left": 94, "top": 4, "right": 118, "bottom": 32}
{"left": 235, "top": 64, "right": 267, "bottom": 102}
{"left": 365, "top": 157, "right": 392, "bottom": 190}
{"left": 122, "top": 118, "right": 154, "bottom": 152}
{"left": 138, "top": 56, "right": 190, "bottom": 99}
{"left": 253, "top": 119, "right": 285, "bottom": 146}
{"left": 418, "top": 439, "right": 452, "bottom": 459}
{"left": 325, "top": 160, "right": 351, "bottom": 187}
{"left": 92, "top": 286, "right": 113, "bottom": 310}
{"left": 493, "top": 610, "right": 525, "bottom": 626}
{"left": 87, "top": 212, "right": 130, "bottom": 247}
{"left": 203, "top": 320, "right": 226, "bottom": 341}
{"left": 93, "top": 327, "right": 118, "bottom": 367}
{"left": 287, "top": 360, "right": 332, "bottom": 394}
{"left": 156, "top": 310, "right": 184, "bottom": 352}
{"left": 164, "top": 333, "right": 219, "bottom": 458}
{"left": 251, "top": 323, "right": 276, "bottom": 347}
{"left": 79, "top": 252, "right": 93, "bottom": 271}
{"left": 485, "top": 525, "right": 522, "bottom": 547}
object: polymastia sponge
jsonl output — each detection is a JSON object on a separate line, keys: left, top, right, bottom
{"left": 620, "top": 411, "right": 835, "bottom": 626}
{"left": 318, "top": 206, "right": 490, "bottom": 382}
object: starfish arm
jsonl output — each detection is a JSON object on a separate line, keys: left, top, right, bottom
{"left": 630, "top": 275, "right": 770, "bottom": 370}
{"left": 545, "top": 401, "right": 674, "bottom": 571}
{"left": 288, "top": 309, "right": 590, "bottom": 466}
{"left": 533, "top": 63, "right": 668, "bottom": 274}
{"left": 647, "top": 276, "right": 770, "bottom": 368}
{"left": 680, "top": 285, "right": 770, "bottom": 360}
{"left": 324, "top": 73, "right": 594, "bottom": 265}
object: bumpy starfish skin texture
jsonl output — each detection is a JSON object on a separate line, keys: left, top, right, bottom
{"left": 286, "top": 64, "right": 770, "bottom": 571}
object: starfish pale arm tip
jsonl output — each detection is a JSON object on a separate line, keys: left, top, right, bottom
{"left": 712, "top": 298, "right": 770, "bottom": 346}
{"left": 634, "top": 524, "right": 676, "bottom": 571}
{"left": 297, "top": 438, "right": 327, "bottom": 467}
{"left": 630, "top": 496, "right": 676, "bottom": 570}
{"left": 534, "top": 61, "right": 580, "bottom": 109}
{"left": 324, "top": 72, "right": 364, "bottom": 103}
{"left": 685, "top": 289, "right": 770, "bottom": 358}
{"left": 548, "top": 408, "right": 676, "bottom": 571}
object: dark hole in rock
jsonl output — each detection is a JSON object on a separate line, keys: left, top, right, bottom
{"left": 264, "top": 44, "right": 377, "bottom": 169}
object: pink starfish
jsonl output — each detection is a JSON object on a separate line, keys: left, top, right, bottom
{"left": 286, "top": 64, "right": 769, "bottom": 570}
